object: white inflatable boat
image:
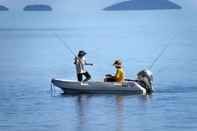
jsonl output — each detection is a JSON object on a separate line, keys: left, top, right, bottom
{"left": 51, "top": 79, "right": 147, "bottom": 94}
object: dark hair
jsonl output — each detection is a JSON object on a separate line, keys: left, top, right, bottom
{"left": 78, "top": 50, "right": 87, "bottom": 57}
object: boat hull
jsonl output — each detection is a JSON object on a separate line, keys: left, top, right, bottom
{"left": 51, "top": 79, "right": 146, "bottom": 94}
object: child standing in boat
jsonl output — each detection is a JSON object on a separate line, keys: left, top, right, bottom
{"left": 74, "top": 50, "right": 94, "bottom": 82}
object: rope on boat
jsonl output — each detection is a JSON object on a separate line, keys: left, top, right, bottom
{"left": 50, "top": 79, "right": 56, "bottom": 96}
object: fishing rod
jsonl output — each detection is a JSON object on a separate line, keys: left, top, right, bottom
{"left": 148, "top": 44, "right": 170, "bottom": 70}
{"left": 54, "top": 33, "right": 96, "bottom": 65}
{"left": 54, "top": 33, "right": 76, "bottom": 57}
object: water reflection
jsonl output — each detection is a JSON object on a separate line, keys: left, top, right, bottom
{"left": 115, "top": 96, "right": 124, "bottom": 131}
{"left": 137, "top": 94, "right": 153, "bottom": 104}
{"left": 74, "top": 94, "right": 153, "bottom": 131}
{"left": 76, "top": 95, "right": 90, "bottom": 131}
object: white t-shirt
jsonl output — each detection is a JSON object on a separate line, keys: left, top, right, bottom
{"left": 74, "top": 57, "right": 86, "bottom": 74}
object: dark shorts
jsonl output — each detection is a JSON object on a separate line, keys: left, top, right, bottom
{"left": 77, "top": 72, "right": 91, "bottom": 82}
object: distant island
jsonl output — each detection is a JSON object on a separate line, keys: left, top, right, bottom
{"left": 104, "top": 0, "right": 181, "bottom": 11}
{"left": 24, "top": 4, "right": 52, "bottom": 11}
{"left": 0, "top": 5, "right": 8, "bottom": 11}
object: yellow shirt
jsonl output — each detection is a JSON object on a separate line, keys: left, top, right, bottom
{"left": 114, "top": 68, "right": 125, "bottom": 82}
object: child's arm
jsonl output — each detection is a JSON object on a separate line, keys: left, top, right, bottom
{"left": 85, "top": 62, "right": 94, "bottom": 66}
{"left": 84, "top": 58, "right": 94, "bottom": 66}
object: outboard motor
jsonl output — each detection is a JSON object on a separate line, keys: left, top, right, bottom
{"left": 137, "top": 69, "right": 153, "bottom": 93}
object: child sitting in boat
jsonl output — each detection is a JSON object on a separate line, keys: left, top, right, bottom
{"left": 74, "top": 50, "right": 94, "bottom": 82}
{"left": 104, "top": 59, "right": 125, "bottom": 82}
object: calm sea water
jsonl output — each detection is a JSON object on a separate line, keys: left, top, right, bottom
{"left": 0, "top": 0, "right": 197, "bottom": 131}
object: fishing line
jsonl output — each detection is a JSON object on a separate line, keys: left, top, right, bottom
{"left": 54, "top": 33, "right": 76, "bottom": 57}
{"left": 148, "top": 44, "right": 170, "bottom": 70}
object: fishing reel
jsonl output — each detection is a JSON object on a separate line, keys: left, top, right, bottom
{"left": 137, "top": 69, "right": 153, "bottom": 93}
